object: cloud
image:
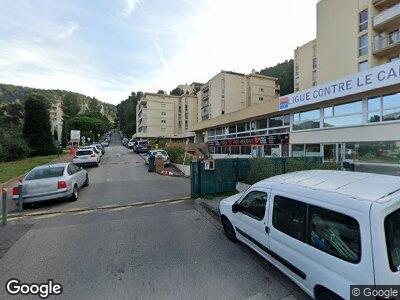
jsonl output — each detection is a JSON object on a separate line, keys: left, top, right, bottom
{"left": 57, "top": 21, "right": 79, "bottom": 40}
{"left": 121, "top": 0, "right": 140, "bottom": 17}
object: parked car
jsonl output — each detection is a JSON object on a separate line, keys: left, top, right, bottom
{"left": 134, "top": 140, "right": 150, "bottom": 153}
{"left": 127, "top": 139, "right": 136, "bottom": 149}
{"left": 73, "top": 148, "right": 100, "bottom": 167}
{"left": 81, "top": 146, "right": 102, "bottom": 161}
{"left": 91, "top": 144, "right": 104, "bottom": 156}
{"left": 144, "top": 150, "right": 170, "bottom": 166}
{"left": 95, "top": 144, "right": 105, "bottom": 155}
{"left": 122, "top": 138, "right": 129, "bottom": 147}
{"left": 12, "top": 163, "right": 89, "bottom": 204}
{"left": 219, "top": 170, "right": 400, "bottom": 300}
{"left": 101, "top": 140, "right": 109, "bottom": 147}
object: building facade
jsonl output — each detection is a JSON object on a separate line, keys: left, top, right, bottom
{"left": 136, "top": 93, "right": 198, "bottom": 140}
{"left": 198, "top": 71, "right": 280, "bottom": 121}
{"left": 191, "top": 0, "right": 400, "bottom": 176}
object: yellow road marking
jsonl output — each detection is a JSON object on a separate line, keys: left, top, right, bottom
{"left": 34, "top": 213, "right": 66, "bottom": 220}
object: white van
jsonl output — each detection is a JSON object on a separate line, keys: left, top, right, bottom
{"left": 219, "top": 170, "right": 400, "bottom": 300}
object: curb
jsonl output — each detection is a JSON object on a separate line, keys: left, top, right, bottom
{"left": 199, "top": 202, "right": 220, "bottom": 221}
{"left": 7, "top": 196, "right": 192, "bottom": 220}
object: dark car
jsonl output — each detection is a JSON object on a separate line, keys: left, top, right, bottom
{"left": 134, "top": 140, "right": 150, "bottom": 153}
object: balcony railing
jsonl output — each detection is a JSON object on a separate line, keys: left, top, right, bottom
{"left": 374, "top": 3, "right": 400, "bottom": 30}
{"left": 373, "top": 33, "right": 400, "bottom": 55}
{"left": 373, "top": 0, "right": 400, "bottom": 9}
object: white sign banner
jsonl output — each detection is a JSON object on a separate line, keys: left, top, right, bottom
{"left": 279, "top": 60, "right": 400, "bottom": 111}
{"left": 70, "top": 130, "right": 81, "bottom": 140}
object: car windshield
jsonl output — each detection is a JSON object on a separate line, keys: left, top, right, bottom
{"left": 25, "top": 167, "right": 65, "bottom": 180}
{"left": 385, "top": 208, "right": 400, "bottom": 272}
{"left": 77, "top": 150, "right": 92, "bottom": 156}
{"left": 139, "top": 141, "right": 148, "bottom": 145}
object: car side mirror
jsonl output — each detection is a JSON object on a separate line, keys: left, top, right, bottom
{"left": 232, "top": 203, "right": 241, "bottom": 214}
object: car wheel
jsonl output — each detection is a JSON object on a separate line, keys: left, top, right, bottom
{"left": 316, "top": 289, "right": 342, "bottom": 300}
{"left": 94, "top": 163, "right": 99, "bottom": 167}
{"left": 84, "top": 175, "right": 89, "bottom": 187}
{"left": 70, "top": 185, "right": 78, "bottom": 202}
{"left": 222, "top": 217, "right": 237, "bottom": 242}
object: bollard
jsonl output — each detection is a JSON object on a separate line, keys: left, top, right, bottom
{"left": 2, "top": 188, "right": 7, "bottom": 225}
{"left": 18, "top": 183, "right": 23, "bottom": 212}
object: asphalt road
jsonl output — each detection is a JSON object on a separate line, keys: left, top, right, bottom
{"left": 0, "top": 135, "right": 309, "bottom": 300}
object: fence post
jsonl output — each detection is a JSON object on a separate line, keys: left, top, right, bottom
{"left": 18, "top": 183, "right": 23, "bottom": 212}
{"left": 2, "top": 188, "right": 7, "bottom": 225}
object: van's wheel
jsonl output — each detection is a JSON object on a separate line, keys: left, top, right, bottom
{"left": 222, "top": 217, "right": 237, "bottom": 242}
{"left": 70, "top": 185, "right": 78, "bottom": 202}
{"left": 83, "top": 175, "right": 89, "bottom": 187}
{"left": 316, "top": 289, "right": 342, "bottom": 300}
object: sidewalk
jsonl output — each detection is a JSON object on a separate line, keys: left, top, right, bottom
{"left": 1, "top": 154, "right": 72, "bottom": 214}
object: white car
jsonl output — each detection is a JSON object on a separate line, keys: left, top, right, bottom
{"left": 80, "top": 146, "right": 102, "bottom": 161}
{"left": 219, "top": 170, "right": 400, "bottom": 300}
{"left": 73, "top": 149, "right": 100, "bottom": 167}
{"left": 144, "top": 150, "right": 170, "bottom": 166}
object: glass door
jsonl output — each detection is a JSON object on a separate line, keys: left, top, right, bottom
{"left": 323, "top": 144, "right": 336, "bottom": 163}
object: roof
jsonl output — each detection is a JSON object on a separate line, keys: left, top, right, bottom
{"left": 34, "top": 163, "right": 69, "bottom": 169}
{"left": 254, "top": 170, "right": 400, "bottom": 203}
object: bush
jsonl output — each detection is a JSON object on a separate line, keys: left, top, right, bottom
{"left": 0, "top": 138, "right": 31, "bottom": 162}
{"left": 166, "top": 145, "right": 196, "bottom": 165}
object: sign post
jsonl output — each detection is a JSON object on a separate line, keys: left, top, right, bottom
{"left": 2, "top": 188, "right": 7, "bottom": 225}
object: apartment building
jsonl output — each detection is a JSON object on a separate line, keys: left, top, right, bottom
{"left": 49, "top": 101, "right": 63, "bottom": 142}
{"left": 191, "top": 0, "right": 400, "bottom": 176}
{"left": 135, "top": 93, "right": 198, "bottom": 141}
{"left": 177, "top": 82, "right": 203, "bottom": 95}
{"left": 295, "top": 0, "right": 400, "bottom": 90}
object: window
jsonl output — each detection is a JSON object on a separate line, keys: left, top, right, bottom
{"left": 228, "top": 125, "right": 236, "bottom": 134}
{"left": 273, "top": 196, "right": 307, "bottom": 242}
{"left": 292, "top": 144, "right": 305, "bottom": 157}
{"left": 240, "top": 191, "right": 269, "bottom": 220}
{"left": 305, "top": 144, "right": 321, "bottom": 157}
{"left": 359, "top": 9, "right": 368, "bottom": 32}
{"left": 161, "top": 112, "right": 166, "bottom": 116}
{"left": 367, "top": 93, "right": 400, "bottom": 123}
{"left": 241, "top": 146, "right": 251, "bottom": 155}
{"left": 385, "top": 208, "right": 400, "bottom": 272}
{"left": 269, "top": 116, "right": 283, "bottom": 128}
{"left": 293, "top": 109, "right": 320, "bottom": 131}
{"left": 358, "top": 60, "right": 368, "bottom": 72}
{"left": 260, "top": 88, "right": 264, "bottom": 92}
{"left": 161, "top": 120, "right": 166, "bottom": 124}
{"left": 26, "top": 167, "right": 65, "bottom": 180}
{"left": 389, "top": 30, "right": 399, "bottom": 45}
{"left": 259, "top": 97, "right": 264, "bottom": 101}
{"left": 323, "top": 101, "right": 363, "bottom": 128}
{"left": 256, "top": 118, "right": 268, "bottom": 130}
{"left": 309, "top": 206, "right": 361, "bottom": 263}
{"left": 359, "top": 34, "right": 368, "bottom": 56}
{"left": 295, "top": 76, "right": 299, "bottom": 86}
{"left": 236, "top": 123, "right": 246, "bottom": 133}
{"left": 312, "top": 57, "right": 317, "bottom": 70}
{"left": 161, "top": 103, "right": 166, "bottom": 108}
{"left": 312, "top": 70, "right": 317, "bottom": 82}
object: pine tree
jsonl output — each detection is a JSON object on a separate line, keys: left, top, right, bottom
{"left": 23, "top": 94, "right": 57, "bottom": 156}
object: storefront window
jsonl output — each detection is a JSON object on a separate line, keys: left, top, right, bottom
{"left": 368, "top": 96, "right": 381, "bottom": 111}
{"left": 292, "top": 144, "right": 305, "bottom": 157}
{"left": 283, "top": 115, "right": 290, "bottom": 126}
{"left": 293, "top": 109, "right": 321, "bottom": 131}
{"left": 324, "top": 115, "right": 363, "bottom": 128}
{"left": 256, "top": 118, "right": 268, "bottom": 130}
{"left": 367, "top": 93, "right": 400, "bottom": 124}
{"left": 323, "top": 100, "right": 363, "bottom": 128}
{"left": 241, "top": 146, "right": 251, "bottom": 155}
{"left": 334, "top": 101, "right": 362, "bottom": 115}
{"left": 383, "top": 93, "right": 400, "bottom": 109}
{"left": 269, "top": 116, "right": 283, "bottom": 128}
{"left": 208, "top": 129, "right": 215, "bottom": 137}
{"left": 382, "top": 108, "right": 400, "bottom": 122}
{"left": 345, "top": 141, "right": 400, "bottom": 164}
{"left": 305, "top": 144, "right": 321, "bottom": 157}
{"left": 216, "top": 127, "right": 223, "bottom": 135}
{"left": 228, "top": 125, "right": 236, "bottom": 134}
{"left": 231, "top": 147, "right": 240, "bottom": 155}
{"left": 282, "top": 144, "right": 289, "bottom": 157}
{"left": 237, "top": 123, "right": 246, "bottom": 132}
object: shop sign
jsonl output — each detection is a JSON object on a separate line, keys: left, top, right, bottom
{"left": 207, "top": 134, "right": 289, "bottom": 146}
{"left": 279, "top": 60, "right": 400, "bottom": 111}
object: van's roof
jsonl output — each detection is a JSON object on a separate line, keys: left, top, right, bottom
{"left": 255, "top": 170, "right": 400, "bottom": 203}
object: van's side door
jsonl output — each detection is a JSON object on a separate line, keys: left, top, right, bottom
{"left": 232, "top": 188, "right": 271, "bottom": 257}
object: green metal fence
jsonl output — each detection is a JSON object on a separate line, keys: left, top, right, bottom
{"left": 191, "top": 157, "right": 338, "bottom": 198}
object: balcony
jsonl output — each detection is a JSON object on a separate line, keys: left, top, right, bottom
{"left": 373, "top": 0, "right": 400, "bottom": 10}
{"left": 374, "top": 3, "right": 400, "bottom": 31}
{"left": 201, "top": 92, "right": 209, "bottom": 101}
{"left": 373, "top": 33, "right": 400, "bottom": 55}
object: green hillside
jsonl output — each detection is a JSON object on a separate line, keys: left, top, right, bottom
{"left": 0, "top": 83, "right": 116, "bottom": 121}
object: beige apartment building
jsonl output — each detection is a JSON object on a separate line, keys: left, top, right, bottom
{"left": 198, "top": 71, "right": 280, "bottom": 121}
{"left": 295, "top": 0, "right": 400, "bottom": 91}
{"left": 135, "top": 93, "right": 198, "bottom": 140}
{"left": 191, "top": 0, "right": 400, "bottom": 176}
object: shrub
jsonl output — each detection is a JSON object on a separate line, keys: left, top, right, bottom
{"left": 165, "top": 145, "right": 196, "bottom": 165}
{"left": 0, "top": 138, "right": 31, "bottom": 162}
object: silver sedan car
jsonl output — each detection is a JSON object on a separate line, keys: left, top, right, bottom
{"left": 13, "top": 163, "right": 89, "bottom": 204}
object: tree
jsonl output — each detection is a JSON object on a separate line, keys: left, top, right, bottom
{"left": 157, "top": 90, "right": 165, "bottom": 95}
{"left": 88, "top": 97, "right": 101, "bottom": 113}
{"left": 116, "top": 91, "right": 143, "bottom": 137}
{"left": 170, "top": 87, "right": 184, "bottom": 96}
{"left": 259, "top": 59, "right": 294, "bottom": 96}
{"left": 66, "top": 115, "right": 108, "bottom": 143}
{"left": 61, "top": 93, "right": 81, "bottom": 147}
{"left": 23, "top": 94, "right": 57, "bottom": 156}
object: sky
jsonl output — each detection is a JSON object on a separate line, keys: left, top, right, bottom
{"left": 0, "top": 0, "right": 318, "bottom": 105}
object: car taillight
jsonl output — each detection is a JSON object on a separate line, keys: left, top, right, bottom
{"left": 12, "top": 187, "right": 20, "bottom": 196}
{"left": 57, "top": 181, "right": 67, "bottom": 189}
{"left": 91, "top": 154, "right": 96, "bottom": 157}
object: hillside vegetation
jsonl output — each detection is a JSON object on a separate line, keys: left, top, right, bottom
{"left": 0, "top": 83, "right": 116, "bottom": 121}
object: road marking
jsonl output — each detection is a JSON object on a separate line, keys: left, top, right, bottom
{"left": 139, "top": 203, "right": 159, "bottom": 208}
{"left": 34, "top": 212, "right": 66, "bottom": 220}
{"left": 75, "top": 210, "right": 97, "bottom": 215}
{"left": 108, "top": 206, "right": 131, "bottom": 212}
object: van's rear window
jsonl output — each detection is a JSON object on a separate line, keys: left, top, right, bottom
{"left": 26, "top": 167, "right": 65, "bottom": 180}
{"left": 385, "top": 208, "right": 400, "bottom": 272}
{"left": 77, "top": 150, "right": 92, "bottom": 156}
